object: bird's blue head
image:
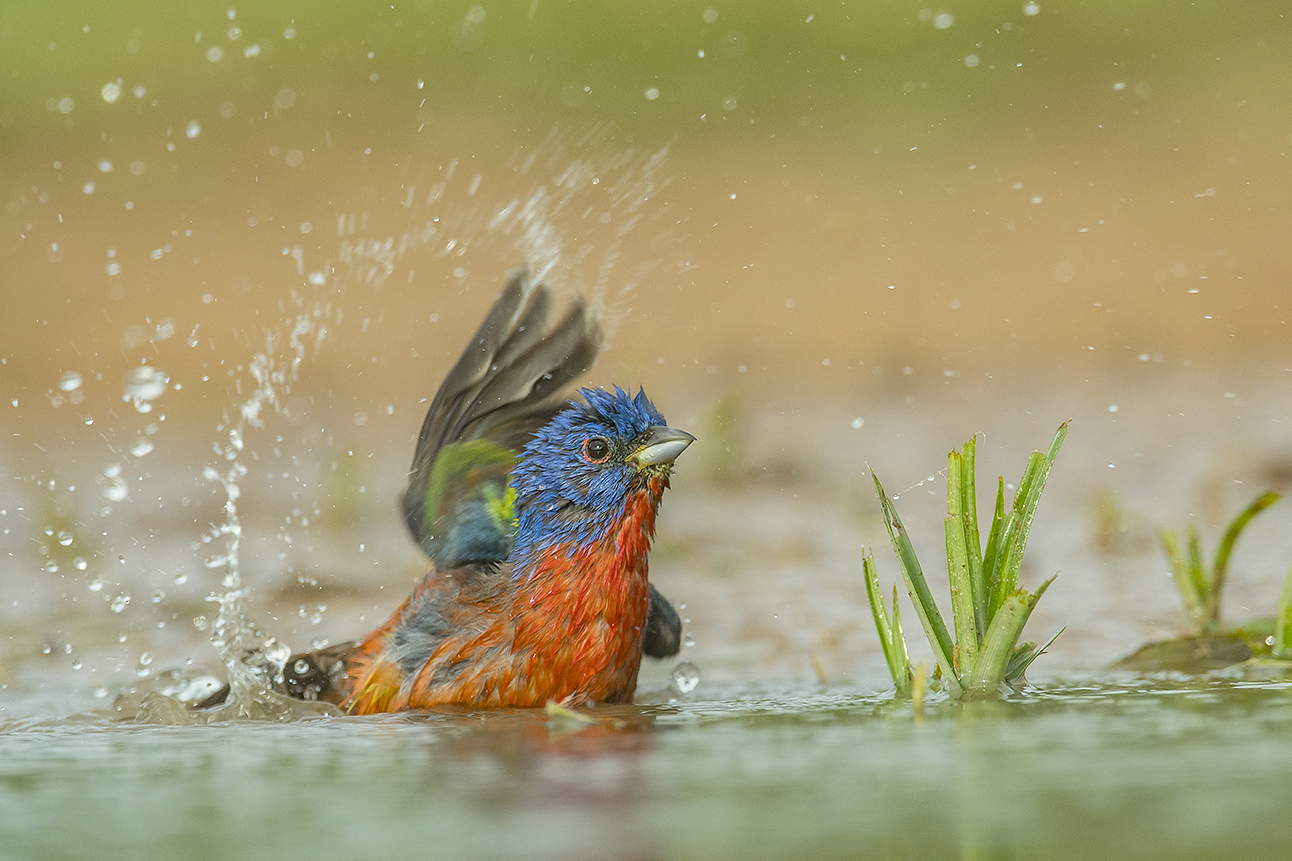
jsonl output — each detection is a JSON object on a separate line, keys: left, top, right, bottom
{"left": 510, "top": 386, "right": 694, "bottom": 556}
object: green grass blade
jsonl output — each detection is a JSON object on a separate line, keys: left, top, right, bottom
{"left": 987, "top": 422, "right": 1068, "bottom": 621}
{"left": 1208, "top": 490, "right": 1280, "bottom": 624}
{"left": 968, "top": 577, "right": 1055, "bottom": 693}
{"left": 980, "top": 476, "right": 1006, "bottom": 620}
{"left": 959, "top": 438, "right": 987, "bottom": 637}
{"left": 1004, "top": 627, "right": 1065, "bottom": 684}
{"left": 1184, "top": 525, "right": 1209, "bottom": 631}
{"left": 1158, "top": 528, "right": 1201, "bottom": 625}
{"left": 1162, "top": 522, "right": 1209, "bottom": 630}
{"left": 945, "top": 515, "right": 976, "bottom": 677}
{"left": 863, "top": 549, "right": 912, "bottom": 695}
{"left": 872, "top": 471, "right": 962, "bottom": 696}
{"left": 1273, "top": 563, "right": 1292, "bottom": 660}
{"left": 890, "top": 584, "right": 911, "bottom": 690}
{"left": 946, "top": 449, "right": 977, "bottom": 676}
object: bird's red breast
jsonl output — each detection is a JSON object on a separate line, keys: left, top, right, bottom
{"left": 344, "top": 473, "right": 668, "bottom": 713}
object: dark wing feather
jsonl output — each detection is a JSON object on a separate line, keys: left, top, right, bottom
{"left": 401, "top": 270, "right": 603, "bottom": 568}
{"left": 643, "top": 583, "right": 683, "bottom": 659}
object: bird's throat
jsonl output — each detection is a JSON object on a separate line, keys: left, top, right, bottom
{"left": 510, "top": 477, "right": 668, "bottom": 704}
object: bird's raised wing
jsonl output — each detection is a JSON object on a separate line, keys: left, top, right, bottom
{"left": 401, "top": 270, "right": 601, "bottom": 569}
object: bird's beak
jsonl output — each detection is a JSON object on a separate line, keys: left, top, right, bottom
{"left": 631, "top": 426, "right": 696, "bottom": 468}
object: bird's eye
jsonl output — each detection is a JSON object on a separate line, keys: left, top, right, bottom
{"left": 582, "top": 437, "right": 611, "bottom": 463}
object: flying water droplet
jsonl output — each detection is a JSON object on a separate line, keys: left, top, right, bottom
{"left": 123, "top": 366, "right": 168, "bottom": 413}
{"left": 104, "top": 479, "right": 129, "bottom": 502}
{"left": 670, "top": 661, "right": 701, "bottom": 694}
{"left": 110, "top": 593, "right": 131, "bottom": 613}
{"left": 59, "top": 371, "right": 83, "bottom": 392}
{"left": 130, "top": 438, "right": 155, "bottom": 457}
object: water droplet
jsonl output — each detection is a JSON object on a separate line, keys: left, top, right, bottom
{"left": 294, "top": 659, "right": 310, "bottom": 675}
{"left": 124, "top": 365, "right": 167, "bottom": 398}
{"left": 683, "top": 633, "right": 696, "bottom": 648}
{"left": 186, "top": 119, "right": 201, "bottom": 139}
{"left": 88, "top": 578, "right": 104, "bottom": 592}
{"left": 57, "top": 530, "right": 74, "bottom": 546}
{"left": 110, "top": 593, "right": 131, "bottom": 613}
{"left": 129, "top": 437, "right": 155, "bottom": 457}
{"left": 44, "top": 560, "right": 59, "bottom": 573}
{"left": 123, "top": 365, "right": 168, "bottom": 412}
{"left": 73, "top": 557, "right": 87, "bottom": 571}
{"left": 670, "top": 661, "right": 701, "bottom": 694}
{"left": 101, "top": 81, "right": 121, "bottom": 103}
{"left": 59, "top": 371, "right": 83, "bottom": 392}
{"left": 104, "top": 479, "right": 128, "bottom": 502}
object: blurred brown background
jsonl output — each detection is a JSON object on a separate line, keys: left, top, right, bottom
{"left": 3, "top": 2, "right": 1291, "bottom": 700}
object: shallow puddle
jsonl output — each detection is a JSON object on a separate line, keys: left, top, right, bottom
{"left": 5, "top": 2, "right": 1292, "bottom": 858}
{"left": 4, "top": 676, "right": 1292, "bottom": 859}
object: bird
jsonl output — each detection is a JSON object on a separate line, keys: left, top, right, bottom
{"left": 264, "top": 270, "right": 693, "bottom": 712}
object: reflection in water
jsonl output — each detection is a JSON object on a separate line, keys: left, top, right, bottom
{"left": 5, "top": 679, "right": 1292, "bottom": 858}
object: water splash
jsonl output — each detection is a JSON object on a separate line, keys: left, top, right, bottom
{"left": 337, "top": 124, "right": 674, "bottom": 336}
{"left": 199, "top": 288, "right": 337, "bottom": 721}
{"left": 129, "top": 129, "right": 671, "bottom": 722}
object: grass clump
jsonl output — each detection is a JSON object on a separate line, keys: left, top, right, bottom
{"left": 1159, "top": 491, "right": 1279, "bottom": 636}
{"left": 1114, "top": 491, "right": 1285, "bottom": 673}
{"left": 865, "top": 423, "right": 1067, "bottom": 698}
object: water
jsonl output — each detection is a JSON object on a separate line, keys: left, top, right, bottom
{"left": 2, "top": 677, "right": 1291, "bottom": 859}
{"left": 5, "top": 2, "right": 1292, "bottom": 857}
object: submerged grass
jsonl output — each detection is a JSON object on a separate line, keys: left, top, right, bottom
{"left": 866, "top": 424, "right": 1067, "bottom": 698}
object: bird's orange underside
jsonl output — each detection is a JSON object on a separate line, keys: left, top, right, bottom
{"left": 345, "top": 476, "right": 666, "bottom": 713}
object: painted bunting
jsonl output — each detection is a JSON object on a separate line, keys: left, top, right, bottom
{"left": 269, "top": 271, "right": 692, "bottom": 712}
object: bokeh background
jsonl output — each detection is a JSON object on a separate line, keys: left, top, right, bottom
{"left": 3, "top": 1, "right": 1292, "bottom": 709}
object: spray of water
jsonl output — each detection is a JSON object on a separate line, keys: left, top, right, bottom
{"left": 339, "top": 125, "right": 675, "bottom": 334}
{"left": 182, "top": 127, "right": 673, "bottom": 721}
{"left": 199, "top": 291, "right": 336, "bottom": 720}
